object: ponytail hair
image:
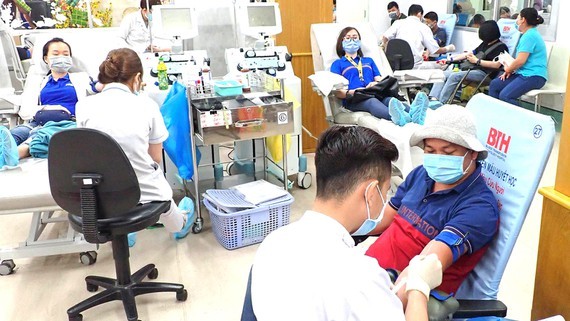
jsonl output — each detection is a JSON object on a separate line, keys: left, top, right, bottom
{"left": 520, "top": 7, "right": 544, "bottom": 26}
{"left": 98, "top": 48, "right": 143, "bottom": 85}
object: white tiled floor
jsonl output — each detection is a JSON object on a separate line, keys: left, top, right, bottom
{"left": 0, "top": 133, "right": 560, "bottom": 321}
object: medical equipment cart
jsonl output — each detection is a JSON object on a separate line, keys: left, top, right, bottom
{"left": 187, "top": 80, "right": 294, "bottom": 233}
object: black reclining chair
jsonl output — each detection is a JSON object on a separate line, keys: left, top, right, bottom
{"left": 48, "top": 128, "right": 188, "bottom": 321}
{"left": 385, "top": 39, "right": 415, "bottom": 71}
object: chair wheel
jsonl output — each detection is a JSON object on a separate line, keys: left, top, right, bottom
{"left": 148, "top": 267, "right": 159, "bottom": 280}
{"left": 297, "top": 172, "right": 312, "bottom": 189}
{"left": 86, "top": 283, "right": 99, "bottom": 292}
{"left": 0, "top": 260, "right": 15, "bottom": 276}
{"left": 69, "top": 314, "right": 83, "bottom": 321}
{"left": 176, "top": 289, "right": 188, "bottom": 301}
{"left": 79, "top": 251, "right": 97, "bottom": 265}
{"left": 191, "top": 222, "right": 203, "bottom": 234}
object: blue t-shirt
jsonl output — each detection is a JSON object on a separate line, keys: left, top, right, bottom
{"left": 330, "top": 56, "right": 381, "bottom": 90}
{"left": 388, "top": 164, "right": 499, "bottom": 254}
{"left": 365, "top": 164, "right": 499, "bottom": 293}
{"left": 39, "top": 74, "right": 79, "bottom": 115}
{"left": 434, "top": 27, "right": 447, "bottom": 47}
{"left": 514, "top": 27, "right": 548, "bottom": 80}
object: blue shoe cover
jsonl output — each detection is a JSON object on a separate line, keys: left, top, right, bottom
{"left": 388, "top": 98, "right": 411, "bottom": 126}
{"left": 127, "top": 233, "right": 137, "bottom": 247}
{"left": 174, "top": 197, "right": 196, "bottom": 240}
{"left": 0, "top": 126, "right": 18, "bottom": 168}
{"left": 410, "top": 92, "right": 429, "bottom": 125}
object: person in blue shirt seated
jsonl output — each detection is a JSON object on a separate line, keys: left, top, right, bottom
{"left": 430, "top": 20, "right": 508, "bottom": 104}
{"left": 489, "top": 8, "right": 547, "bottom": 106}
{"left": 424, "top": 11, "right": 447, "bottom": 48}
{"left": 0, "top": 37, "right": 100, "bottom": 166}
{"left": 330, "top": 26, "right": 430, "bottom": 127}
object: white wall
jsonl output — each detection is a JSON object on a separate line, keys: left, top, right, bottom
{"left": 337, "top": 0, "right": 448, "bottom": 41}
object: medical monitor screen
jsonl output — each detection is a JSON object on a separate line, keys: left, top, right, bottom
{"left": 152, "top": 5, "right": 198, "bottom": 40}
{"left": 161, "top": 8, "right": 193, "bottom": 34}
{"left": 247, "top": 6, "right": 277, "bottom": 27}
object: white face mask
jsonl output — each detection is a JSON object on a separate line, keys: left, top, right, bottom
{"left": 48, "top": 55, "right": 73, "bottom": 73}
{"left": 352, "top": 182, "right": 388, "bottom": 236}
{"left": 132, "top": 75, "right": 143, "bottom": 95}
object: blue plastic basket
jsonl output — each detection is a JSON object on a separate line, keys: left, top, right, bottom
{"left": 204, "top": 194, "right": 294, "bottom": 250}
{"left": 214, "top": 80, "right": 243, "bottom": 96}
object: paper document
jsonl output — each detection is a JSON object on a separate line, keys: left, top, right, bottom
{"left": 231, "top": 179, "right": 289, "bottom": 206}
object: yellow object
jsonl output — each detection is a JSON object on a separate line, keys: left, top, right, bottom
{"left": 460, "top": 84, "right": 477, "bottom": 101}
{"left": 266, "top": 84, "right": 299, "bottom": 162}
{"left": 266, "top": 135, "right": 291, "bottom": 163}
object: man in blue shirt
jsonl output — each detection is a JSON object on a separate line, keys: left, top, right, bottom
{"left": 365, "top": 104, "right": 500, "bottom": 296}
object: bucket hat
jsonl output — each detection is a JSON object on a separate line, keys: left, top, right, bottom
{"left": 409, "top": 104, "right": 488, "bottom": 160}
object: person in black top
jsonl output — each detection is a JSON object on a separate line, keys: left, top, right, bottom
{"left": 429, "top": 20, "right": 508, "bottom": 104}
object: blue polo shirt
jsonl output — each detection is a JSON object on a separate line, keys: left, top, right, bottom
{"left": 39, "top": 74, "right": 79, "bottom": 115}
{"left": 366, "top": 163, "right": 499, "bottom": 294}
{"left": 434, "top": 27, "right": 447, "bottom": 47}
{"left": 514, "top": 27, "right": 548, "bottom": 80}
{"left": 330, "top": 56, "right": 381, "bottom": 89}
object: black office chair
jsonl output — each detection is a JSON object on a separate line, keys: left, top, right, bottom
{"left": 48, "top": 128, "right": 188, "bottom": 321}
{"left": 385, "top": 39, "right": 415, "bottom": 71}
{"left": 240, "top": 267, "right": 257, "bottom": 321}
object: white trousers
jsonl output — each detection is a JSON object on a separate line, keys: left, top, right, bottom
{"left": 159, "top": 199, "right": 185, "bottom": 233}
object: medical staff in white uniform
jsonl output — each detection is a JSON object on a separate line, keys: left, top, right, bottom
{"left": 119, "top": 0, "right": 170, "bottom": 53}
{"left": 383, "top": 4, "right": 455, "bottom": 69}
{"left": 250, "top": 126, "right": 443, "bottom": 321}
{"left": 75, "top": 48, "right": 193, "bottom": 244}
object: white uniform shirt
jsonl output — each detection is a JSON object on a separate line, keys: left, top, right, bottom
{"left": 120, "top": 11, "right": 151, "bottom": 53}
{"left": 383, "top": 16, "right": 441, "bottom": 67}
{"left": 75, "top": 83, "right": 172, "bottom": 203}
{"left": 252, "top": 210, "right": 405, "bottom": 321}
{"left": 119, "top": 11, "right": 171, "bottom": 53}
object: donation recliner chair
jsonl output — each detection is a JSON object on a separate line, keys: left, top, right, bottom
{"left": 451, "top": 93, "right": 555, "bottom": 319}
{"left": 309, "top": 23, "right": 426, "bottom": 178}
{"left": 48, "top": 128, "right": 188, "bottom": 321}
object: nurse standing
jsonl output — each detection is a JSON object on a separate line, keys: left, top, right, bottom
{"left": 119, "top": 0, "right": 170, "bottom": 53}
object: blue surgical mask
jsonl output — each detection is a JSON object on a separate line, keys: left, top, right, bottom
{"left": 48, "top": 55, "right": 73, "bottom": 73}
{"left": 147, "top": 12, "right": 152, "bottom": 21}
{"left": 342, "top": 39, "right": 361, "bottom": 54}
{"left": 514, "top": 21, "right": 520, "bottom": 30}
{"left": 352, "top": 183, "right": 387, "bottom": 236}
{"left": 423, "top": 151, "right": 473, "bottom": 184}
{"left": 389, "top": 12, "right": 398, "bottom": 19}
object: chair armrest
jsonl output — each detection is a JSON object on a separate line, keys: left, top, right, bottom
{"left": 453, "top": 299, "right": 507, "bottom": 318}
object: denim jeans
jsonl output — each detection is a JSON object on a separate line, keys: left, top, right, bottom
{"left": 348, "top": 97, "right": 406, "bottom": 120}
{"left": 10, "top": 121, "right": 37, "bottom": 145}
{"left": 430, "top": 69, "right": 488, "bottom": 104}
{"left": 489, "top": 73, "right": 547, "bottom": 106}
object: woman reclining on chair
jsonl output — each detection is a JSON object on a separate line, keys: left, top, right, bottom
{"left": 331, "top": 26, "right": 429, "bottom": 127}
{"left": 429, "top": 20, "right": 508, "bottom": 104}
{"left": 0, "top": 37, "right": 101, "bottom": 167}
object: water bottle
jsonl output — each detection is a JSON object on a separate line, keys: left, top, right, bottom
{"left": 157, "top": 57, "right": 169, "bottom": 90}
